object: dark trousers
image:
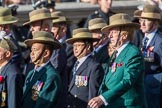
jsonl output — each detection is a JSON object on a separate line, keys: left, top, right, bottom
{"left": 66, "top": 93, "right": 88, "bottom": 108}
{"left": 144, "top": 73, "right": 162, "bottom": 108}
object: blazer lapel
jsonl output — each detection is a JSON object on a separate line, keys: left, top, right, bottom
{"left": 0, "top": 62, "right": 11, "bottom": 91}
{"left": 68, "top": 57, "right": 90, "bottom": 91}
{"left": 148, "top": 33, "right": 157, "bottom": 48}
{"left": 105, "top": 43, "right": 131, "bottom": 84}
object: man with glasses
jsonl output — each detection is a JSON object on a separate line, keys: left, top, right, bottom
{"left": 66, "top": 28, "right": 104, "bottom": 108}
{"left": 133, "top": 4, "right": 162, "bottom": 108}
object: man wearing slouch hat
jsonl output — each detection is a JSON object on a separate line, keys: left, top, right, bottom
{"left": 22, "top": 31, "right": 62, "bottom": 108}
{"left": 89, "top": 13, "right": 147, "bottom": 108}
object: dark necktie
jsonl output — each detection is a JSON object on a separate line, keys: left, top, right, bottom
{"left": 142, "top": 37, "right": 149, "bottom": 50}
{"left": 109, "top": 50, "right": 118, "bottom": 67}
{"left": 73, "top": 61, "right": 79, "bottom": 76}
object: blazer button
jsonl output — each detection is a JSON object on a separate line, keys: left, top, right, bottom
{"left": 74, "top": 95, "right": 77, "bottom": 98}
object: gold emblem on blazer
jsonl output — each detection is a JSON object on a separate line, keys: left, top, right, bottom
{"left": 0, "top": 91, "right": 6, "bottom": 107}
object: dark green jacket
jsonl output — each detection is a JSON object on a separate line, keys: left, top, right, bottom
{"left": 22, "top": 62, "right": 62, "bottom": 108}
{"left": 99, "top": 43, "right": 147, "bottom": 108}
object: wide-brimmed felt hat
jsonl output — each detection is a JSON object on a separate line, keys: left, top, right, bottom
{"left": 134, "top": 4, "right": 161, "bottom": 20}
{"left": 24, "top": 31, "right": 61, "bottom": 49}
{"left": 51, "top": 11, "right": 71, "bottom": 24}
{"left": 23, "top": 8, "right": 57, "bottom": 25}
{"left": 101, "top": 13, "right": 140, "bottom": 33}
{"left": 88, "top": 18, "right": 107, "bottom": 31}
{"left": 66, "top": 28, "right": 99, "bottom": 44}
{"left": 0, "top": 37, "right": 17, "bottom": 52}
{"left": 0, "top": 6, "right": 18, "bottom": 25}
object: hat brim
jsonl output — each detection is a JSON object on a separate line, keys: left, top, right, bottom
{"left": 134, "top": 10, "right": 161, "bottom": 19}
{"left": 101, "top": 23, "right": 140, "bottom": 33}
{"left": 66, "top": 37, "right": 99, "bottom": 44}
{"left": 0, "top": 17, "right": 18, "bottom": 25}
{"left": 24, "top": 39, "right": 61, "bottom": 49}
{"left": 23, "top": 15, "right": 59, "bottom": 25}
{"left": 23, "top": 16, "right": 52, "bottom": 25}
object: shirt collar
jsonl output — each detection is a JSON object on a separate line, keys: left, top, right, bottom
{"left": 145, "top": 29, "right": 157, "bottom": 46}
{"left": 77, "top": 54, "right": 91, "bottom": 69}
{"left": 35, "top": 61, "right": 50, "bottom": 72}
{"left": 58, "top": 35, "right": 66, "bottom": 43}
{"left": 116, "top": 41, "right": 129, "bottom": 57}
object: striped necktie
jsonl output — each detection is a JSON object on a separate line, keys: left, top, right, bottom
{"left": 73, "top": 61, "right": 79, "bottom": 76}
{"left": 142, "top": 37, "right": 149, "bottom": 50}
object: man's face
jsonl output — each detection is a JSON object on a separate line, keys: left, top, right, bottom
{"left": 73, "top": 41, "right": 89, "bottom": 59}
{"left": 0, "top": 24, "right": 11, "bottom": 35}
{"left": 30, "top": 43, "right": 44, "bottom": 63}
{"left": 139, "top": 18, "right": 155, "bottom": 33}
{"left": 30, "top": 19, "right": 52, "bottom": 35}
{"left": 108, "top": 28, "right": 120, "bottom": 47}
{"left": 0, "top": 47, "right": 7, "bottom": 64}
{"left": 99, "top": 0, "right": 112, "bottom": 12}
{"left": 51, "top": 23, "right": 66, "bottom": 40}
{"left": 51, "top": 23, "right": 59, "bottom": 37}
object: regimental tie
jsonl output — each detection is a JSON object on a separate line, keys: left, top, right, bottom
{"left": 73, "top": 61, "right": 79, "bottom": 76}
{"left": 142, "top": 36, "right": 149, "bottom": 51}
{"left": 109, "top": 50, "right": 118, "bottom": 67}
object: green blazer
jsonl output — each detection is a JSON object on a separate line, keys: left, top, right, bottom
{"left": 99, "top": 43, "right": 147, "bottom": 108}
{"left": 22, "top": 62, "right": 62, "bottom": 108}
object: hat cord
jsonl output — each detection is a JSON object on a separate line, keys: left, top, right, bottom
{"left": 55, "top": 26, "right": 64, "bottom": 40}
{"left": 114, "top": 27, "right": 122, "bottom": 47}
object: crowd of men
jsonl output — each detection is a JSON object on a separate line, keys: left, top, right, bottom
{"left": 0, "top": 0, "right": 162, "bottom": 108}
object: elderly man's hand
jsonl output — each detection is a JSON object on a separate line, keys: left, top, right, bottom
{"left": 88, "top": 96, "right": 104, "bottom": 108}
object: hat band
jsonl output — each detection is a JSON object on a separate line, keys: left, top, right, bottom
{"left": 73, "top": 32, "right": 92, "bottom": 38}
{"left": 30, "top": 13, "right": 51, "bottom": 21}
{"left": 89, "top": 23, "right": 107, "bottom": 30}
{"left": 0, "top": 15, "right": 13, "bottom": 21}
{"left": 33, "top": 36, "right": 53, "bottom": 41}
{"left": 141, "top": 12, "right": 161, "bottom": 19}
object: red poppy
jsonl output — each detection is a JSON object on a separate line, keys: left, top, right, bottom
{"left": 0, "top": 76, "right": 4, "bottom": 84}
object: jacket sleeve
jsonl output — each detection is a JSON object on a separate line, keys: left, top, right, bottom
{"left": 89, "top": 63, "right": 104, "bottom": 100}
{"left": 7, "top": 73, "right": 23, "bottom": 108}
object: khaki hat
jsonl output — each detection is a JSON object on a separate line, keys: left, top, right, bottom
{"left": 23, "top": 8, "right": 56, "bottom": 25}
{"left": 88, "top": 18, "right": 107, "bottom": 31}
{"left": 0, "top": 7, "right": 18, "bottom": 25}
{"left": 134, "top": 4, "right": 161, "bottom": 20}
{"left": 24, "top": 31, "right": 61, "bottom": 49}
{"left": 101, "top": 13, "right": 140, "bottom": 33}
{"left": 66, "top": 28, "right": 99, "bottom": 44}
{"left": 51, "top": 11, "right": 70, "bottom": 24}
{"left": 0, "top": 38, "right": 17, "bottom": 52}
